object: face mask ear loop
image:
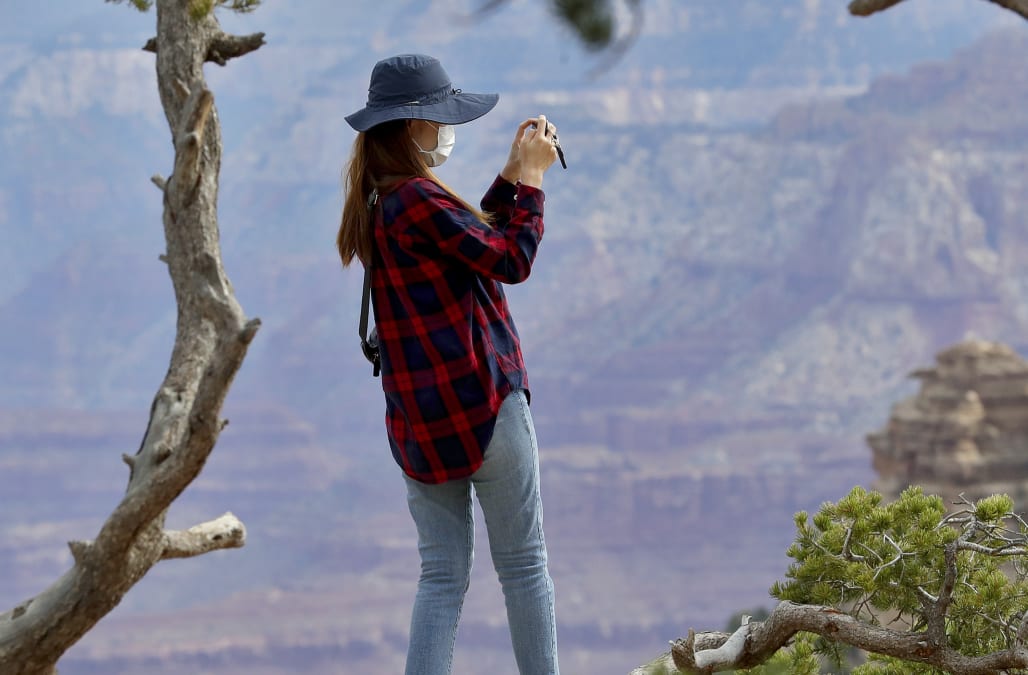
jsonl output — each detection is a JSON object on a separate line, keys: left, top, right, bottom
{"left": 411, "top": 120, "right": 439, "bottom": 153}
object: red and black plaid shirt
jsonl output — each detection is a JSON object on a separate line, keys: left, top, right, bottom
{"left": 370, "top": 175, "right": 544, "bottom": 484}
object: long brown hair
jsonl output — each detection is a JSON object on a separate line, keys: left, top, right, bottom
{"left": 337, "top": 119, "right": 490, "bottom": 267}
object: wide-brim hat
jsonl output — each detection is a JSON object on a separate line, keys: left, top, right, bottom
{"left": 345, "top": 53, "right": 499, "bottom": 132}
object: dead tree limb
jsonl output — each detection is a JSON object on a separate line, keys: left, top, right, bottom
{"left": 632, "top": 600, "right": 1028, "bottom": 675}
{"left": 143, "top": 30, "right": 265, "bottom": 65}
{"left": 0, "top": 2, "right": 262, "bottom": 673}
{"left": 849, "top": 0, "right": 1028, "bottom": 21}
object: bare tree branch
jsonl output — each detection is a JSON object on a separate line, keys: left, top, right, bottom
{"left": 631, "top": 630, "right": 731, "bottom": 674}
{"left": 957, "top": 541, "right": 1028, "bottom": 555}
{"left": 60, "top": 514, "right": 245, "bottom": 564}
{"left": 1017, "top": 612, "right": 1028, "bottom": 647}
{"left": 848, "top": 0, "right": 909, "bottom": 16}
{"left": 162, "top": 513, "right": 246, "bottom": 559}
{"left": 633, "top": 601, "right": 1028, "bottom": 675}
{"left": 849, "top": 0, "right": 1028, "bottom": 20}
{"left": 207, "top": 31, "right": 266, "bottom": 65}
{"left": 0, "top": 2, "right": 263, "bottom": 673}
{"left": 143, "top": 30, "right": 265, "bottom": 66}
{"left": 925, "top": 543, "right": 957, "bottom": 646}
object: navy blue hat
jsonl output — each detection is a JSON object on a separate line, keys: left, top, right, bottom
{"left": 345, "top": 54, "right": 499, "bottom": 132}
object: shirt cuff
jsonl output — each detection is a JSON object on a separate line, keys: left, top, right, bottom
{"left": 515, "top": 182, "right": 544, "bottom": 211}
{"left": 487, "top": 174, "right": 518, "bottom": 205}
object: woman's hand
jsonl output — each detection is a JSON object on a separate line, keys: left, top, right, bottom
{"left": 518, "top": 114, "right": 558, "bottom": 189}
{"left": 500, "top": 118, "right": 534, "bottom": 184}
{"left": 500, "top": 115, "right": 558, "bottom": 188}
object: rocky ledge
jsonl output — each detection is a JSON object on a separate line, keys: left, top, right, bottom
{"left": 869, "top": 339, "right": 1028, "bottom": 503}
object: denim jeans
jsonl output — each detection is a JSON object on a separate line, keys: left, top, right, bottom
{"left": 403, "top": 390, "right": 559, "bottom": 675}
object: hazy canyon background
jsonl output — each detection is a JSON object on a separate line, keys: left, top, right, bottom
{"left": 2, "top": 0, "right": 1028, "bottom": 672}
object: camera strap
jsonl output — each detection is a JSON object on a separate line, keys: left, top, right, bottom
{"left": 359, "top": 188, "right": 379, "bottom": 376}
{"left": 359, "top": 263, "right": 372, "bottom": 346}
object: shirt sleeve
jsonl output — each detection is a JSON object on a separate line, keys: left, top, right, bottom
{"left": 480, "top": 174, "right": 518, "bottom": 223}
{"left": 397, "top": 177, "right": 545, "bottom": 284}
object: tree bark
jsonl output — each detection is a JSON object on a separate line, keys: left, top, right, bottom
{"left": 631, "top": 601, "right": 1028, "bottom": 674}
{"left": 0, "top": 2, "right": 262, "bottom": 673}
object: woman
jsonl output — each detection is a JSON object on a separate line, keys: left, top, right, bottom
{"left": 337, "top": 53, "right": 560, "bottom": 675}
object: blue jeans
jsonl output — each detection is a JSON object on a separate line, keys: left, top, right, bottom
{"left": 403, "top": 390, "right": 559, "bottom": 675}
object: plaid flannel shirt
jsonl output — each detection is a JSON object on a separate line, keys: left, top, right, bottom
{"left": 370, "top": 174, "right": 544, "bottom": 484}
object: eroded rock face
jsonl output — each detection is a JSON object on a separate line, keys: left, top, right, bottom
{"left": 870, "top": 340, "right": 1028, "bottom": 502}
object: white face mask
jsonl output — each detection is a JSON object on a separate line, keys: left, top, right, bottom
{"left": 413, "top": 123, "right": 455, "bottom": 167}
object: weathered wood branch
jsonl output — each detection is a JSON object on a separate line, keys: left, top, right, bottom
{"left": 849, "top": 0, "right": 1028, "bottom": 20}
{"left": 144, "top": 30, "right": 265, "bottom": 65}
{"left": 848, "top": 0, "right": 908, "bottom": 15}
{"left": 927, "top": 543, "right": 958, "bottom": 645}
{"left": 63, "top": 514, "right": 245, "bottom": 564}
{"left": 0, "top": 2, "right": 261, "bottom": 673}
{"left": 987, "top": 0, "right": 1028, "bottom": 19}
{"left": 631, "top": 630, "right": 737, "bottom": 674}
{"left": 162, "top": 513, "right": 246, "bottom": 559}
{"left": 632, "top": 600, "right": 1028, "bottom": 675}
{"left": 171, "top": 86, "right": 214, "bottom": 198}
{"left": 207, "top": 31, "right": 266, "bottom": 65}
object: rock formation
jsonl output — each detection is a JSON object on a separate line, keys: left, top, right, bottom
{"left": 869, "top": 340, "right": 1028, "bottom": 503}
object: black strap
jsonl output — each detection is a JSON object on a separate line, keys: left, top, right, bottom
{"left": 359, "top": 260, "right": 372, "bottom": 343}
{"left": 359, "top": 189, "right": 380, "bottom": 376}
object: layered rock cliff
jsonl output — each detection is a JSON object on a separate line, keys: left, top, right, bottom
{"left": 870, "top": 340, "right": 1028, "bottom": 503}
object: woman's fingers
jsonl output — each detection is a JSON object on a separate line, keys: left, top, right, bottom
{"left": 533, "top": 114, "right": 558, "bottom": 140}
{"left": 516, "top": 115, "right": 557, "bottom": 142}
{"left": 514, "top": 118, "right": 536, "bottom": 144}
{"left": 521, "top": 114, "right": 558, "bottom": 173}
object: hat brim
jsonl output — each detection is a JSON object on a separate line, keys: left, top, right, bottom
{"left": 345, "top": 91, "right": 499, "bottom": 132}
